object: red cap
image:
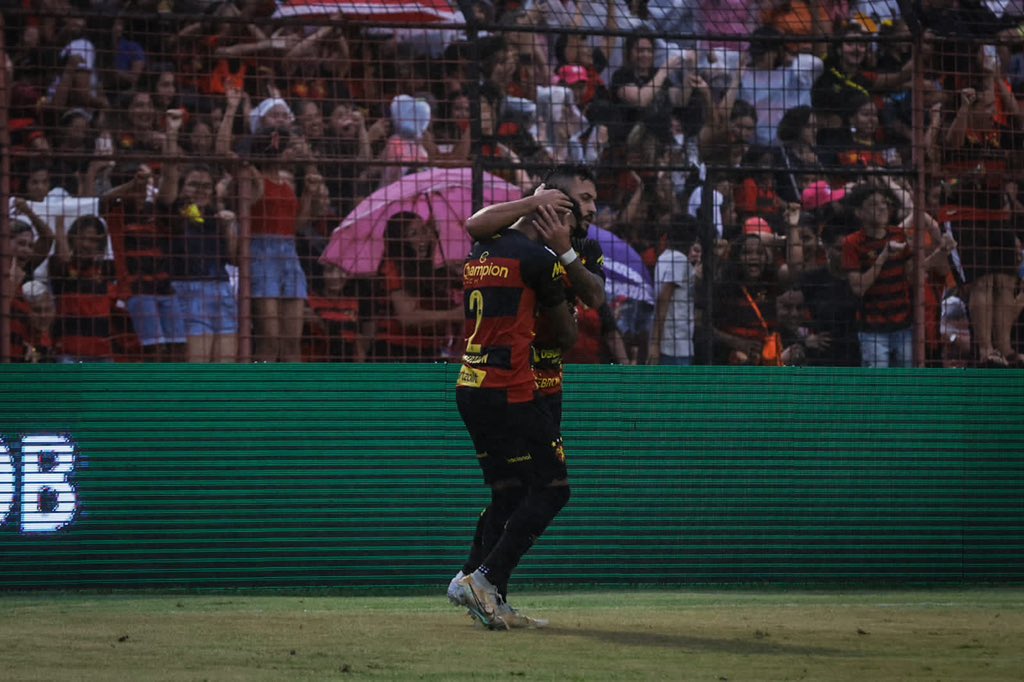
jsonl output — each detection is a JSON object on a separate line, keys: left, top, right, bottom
{"left": 743, "top": 217, "right": 773, "bottom": 239}
{"left": 555, "top": 65, "right": 588, "bottom": 86}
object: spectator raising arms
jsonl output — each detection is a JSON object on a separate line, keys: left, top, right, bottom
{"left": 49, "top": 214, "right": 116, "bottom": 363}
{"left": 233, "top": 126, "right": 309, "bottom": 363}
{"left": 158, "top": 109, "right": 240, "bottom": 363}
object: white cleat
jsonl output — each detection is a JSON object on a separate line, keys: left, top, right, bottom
{"left": 495, "top": 597, "right": 549, "bottom": 629}
{"left": 447, "top": 570, "right": 466, "bottom": 607}
{"left": 457, "top": 572, "right": 504, "bottom": 629}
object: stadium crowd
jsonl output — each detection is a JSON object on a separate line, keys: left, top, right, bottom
{"left": 4, "top": 0, "right": 1024, "bottom": 367}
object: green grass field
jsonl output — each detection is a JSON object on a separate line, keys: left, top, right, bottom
{"left": 2, "top": 589, "right": 1022, "bottom": 681}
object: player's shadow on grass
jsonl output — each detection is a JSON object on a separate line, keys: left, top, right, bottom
{"left": 546, "top": 628, "right": 845, "bottom": 656}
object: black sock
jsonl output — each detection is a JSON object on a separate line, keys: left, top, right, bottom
{"left": 461, "top": 507, "right": 489, "bottom": 576}
{"left": 479, "top": 485, "right": 570, "bottom": 590}
{"left": 462, "top": 486, "right": 526, "bottom": 575}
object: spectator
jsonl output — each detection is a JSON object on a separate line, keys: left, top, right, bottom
{"left": 49, "top": 214, "right": 116, "bottom": 363}
{"left": 940, "top": 76, "right": 1024, "bottom": 366}
{"left": 819, "top": 92, "right": 902, "bottom": 171}
{"left": 158, "top": 111, "right": 239, "bottom": 363}
{"left": 841, "top": 183, "right": 913, "bottom": 367}
{"left": 734, "top": 145, "right": 785, "bottom": 227}
{"left": 648, "top": 218, "right": 702, "bottom": 365}
{"left": 304, "top": 263, "right": 375, "bottom": 362}
{"left": 428, "top": 90, "right": 472, "bottom": 161}
{"left": 278, "top": 14, "right": 353, "bottom": 104}
{"left": 759, "top": 0, "right": 829, "bottom": 56}
{"left": 699, "top": 97, "right": 757, "bottom": 169}
{"left": 373, "top": 211, "right": 463, "bottom": 361}
{"left": 776, "top": 286, "right": 832, "bottom": 365}
{"left": 476, "top": 35, "right": 542, "bottom": 163}
{"left": 249, "top": 96, "right": 294, "bottom": 136}
{"left": 738, "top": 26, "right": 823, "bottom": 147}
{"left": 18, "top": 281, "right": 57, "bottom": 363}
{"left": 710, "top": 232, "right": 782, "bottom": 365}
{"left": 45, "top": 16, "right": 109, "bottom": 115}
{"left": 101, "top": 15, "right": 147, "bottom": 91}
{"left": 798, "top": 219, "right": 862, "bottom": 366}
{"left": 535, "top": 66, "right": 590, "bottom": 162}
{"left": 811, "top": 19, "right": 911, "bottom": 131}
{"left": 105, "top": 164, "right": 187, "bottom": 362}
{"left": 774, "top": 104, "right": 823, "bottom": 203}
{"left": 8, "top": 200, "right": 55, "bottom": 287}
{"left": 552, "top": 32, "right": 611, "bottom": 111}
{"left": 151, "top": 67, "right": 179, "bottom": 109}
{"left": 114, "top": 91, "right": 165, "bottom": 155}
{"left": 183, "top": 115, "right": 216, "bottom": 158}
{"left": 51, "top": 107, "right": 98, "bottom": 196}
{"left": 321, "top": 100, "right": 387, "bottom": 218}
{"left": 295, "top": 100, "right": 328, "bottom": 157}
{"left": 233, "top": 126, "right": 310, "bottom": 363}
{"left": 610, "top": 32, "right": 685, "bottom": 143}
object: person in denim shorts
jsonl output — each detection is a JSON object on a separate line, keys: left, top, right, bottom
{"left": 158, "top": 112, "right": 239, "bottom": 362}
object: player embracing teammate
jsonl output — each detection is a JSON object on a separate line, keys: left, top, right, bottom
{"left": 449, "top": 165, "right": 605, "bottom": 629}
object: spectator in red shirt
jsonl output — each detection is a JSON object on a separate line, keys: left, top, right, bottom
{"left": 841, "top": 183, "right": 913, "bottom": 367}
{"left": 373, "top": 211, "right": 462, "bottom": 361}
{"left": 50, "top": 214, "right": 116, "bottom": 363}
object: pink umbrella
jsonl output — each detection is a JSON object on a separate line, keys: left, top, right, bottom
{"left": 320, "top": 167, "right": 522, "bottom": 277}
{"left": 274, "top": 0, "right": 458, "bottom": 23}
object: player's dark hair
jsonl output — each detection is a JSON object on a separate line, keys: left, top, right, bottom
{"left": 543, "top": 163, "right": 596, "bottom": 188}
{"left": 542, "top": 164, "right": 596, "bottom": 237}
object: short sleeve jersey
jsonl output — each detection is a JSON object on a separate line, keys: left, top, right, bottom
{"left": 457, "top": 229, "right": 566, "bottom": 403}
{"left": 841, "top": 227, "right": 912, "bottom": 332}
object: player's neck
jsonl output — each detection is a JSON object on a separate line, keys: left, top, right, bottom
{"left": 512, "top": 217, "right": 539, "bottom": 242}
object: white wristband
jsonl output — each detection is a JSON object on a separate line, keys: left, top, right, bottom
{"left": 559, "top": 249, "right": 578, "bottom": 266}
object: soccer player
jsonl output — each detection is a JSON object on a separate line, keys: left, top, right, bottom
{"left": 465, "top": 165, "right": 606, "bottom": 424}
{"left": 449, "top": 165, "right": 604, "bottom": 628}
{"left": 451, "top": 191, "right": 579, "bottom": 631}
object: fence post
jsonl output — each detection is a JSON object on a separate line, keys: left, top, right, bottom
{"left": 911, "top": 34, "right": 927, "bottom": 368}
{"left": 0, "top": 13, "right": 10, "bottom": 364}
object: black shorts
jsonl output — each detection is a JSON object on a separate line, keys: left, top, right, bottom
{"left": 456, "top": 388, "right": 567, "bottom": 486}
{"left": 536, "top": 392, "right": 563, "bottom": 430}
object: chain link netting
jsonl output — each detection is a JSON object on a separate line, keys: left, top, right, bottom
{"left": 2, "top": 0, "right": 1022, "bottom": 366}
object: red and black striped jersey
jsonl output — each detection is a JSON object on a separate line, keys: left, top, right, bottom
{"left": 107, "top": 204, "right": 174, "bottom": 298}
{"left": 457, "top": 229, "right": 566, "bottom": 404}
{"left": 50, "top": 258, "right": 116, "bottom": 359}
{"left": 842, "top": 227, "right": 912, "bottom": 332}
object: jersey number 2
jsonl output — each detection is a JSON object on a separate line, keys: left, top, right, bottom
{"left": 465, "top": 289, "right": 484, "bottom": 354}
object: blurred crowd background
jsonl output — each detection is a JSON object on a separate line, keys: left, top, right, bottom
{"left": 3, "top": 0, "right": 1024, "bottom": 367}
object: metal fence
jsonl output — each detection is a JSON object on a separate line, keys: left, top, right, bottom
{"left": 2, "top": 1, "right": 1022, "bottom": 367}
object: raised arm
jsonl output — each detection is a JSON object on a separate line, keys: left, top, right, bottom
{"left": 13, "top": 198, "right": 54, "bottom": 272}
{"left": 464, "top": 185, "right": 572, "bottom": 240}
{"left": 617, "top": 53, "right": 684, "bottom": 109}
{"left": 157, "top": 109, "right": 185, "bottom": 206}
{"left": 215, "top": 87, "right": 243, "bottom": 157}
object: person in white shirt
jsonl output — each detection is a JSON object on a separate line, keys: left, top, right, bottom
{"left": 648, "top": 218, "right": 702, "bottom": 365}
{"left": 738, "top": 26, "right": 823, "bottom": 147}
